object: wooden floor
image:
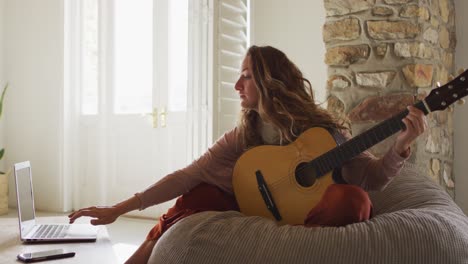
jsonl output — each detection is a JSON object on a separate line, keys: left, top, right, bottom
{"left": 107, "top": 216, "right": 156, "bottom": 262}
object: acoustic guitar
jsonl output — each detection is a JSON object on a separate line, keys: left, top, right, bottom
{"left": 232, "top": 69, "right": 468, "bottom": 226}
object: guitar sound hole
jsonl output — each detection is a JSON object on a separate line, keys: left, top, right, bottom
{"left": 295, "top": 162, "right": 317, "bottom": 187}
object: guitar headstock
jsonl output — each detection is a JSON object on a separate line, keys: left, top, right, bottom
{"left": 425, "top": 69, "right": 468, "bottom": 112}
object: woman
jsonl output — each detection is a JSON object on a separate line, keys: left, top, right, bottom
{"left": 69, "top": 46, "right": 426, "bottom": 263}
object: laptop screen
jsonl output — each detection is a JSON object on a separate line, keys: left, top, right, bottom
{"left": 15, "top": 164, "right": 35, "bottom": 222}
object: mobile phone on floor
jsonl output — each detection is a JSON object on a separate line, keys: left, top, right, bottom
{"left": 17, "top": 249, "right": 75, "bottom": 263}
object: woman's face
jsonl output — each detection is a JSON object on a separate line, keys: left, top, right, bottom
{"left": 235, "top": 55, "right": 259, "bottom": 110}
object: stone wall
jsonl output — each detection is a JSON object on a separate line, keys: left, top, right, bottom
{"left": 323, "top": 0, "right": 457, "bottom": 197}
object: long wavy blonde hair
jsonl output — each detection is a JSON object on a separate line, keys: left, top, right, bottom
{"left": 238, "top": 45, "right": 346, "bottom": 149}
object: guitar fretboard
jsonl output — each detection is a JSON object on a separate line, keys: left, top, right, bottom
{"left": 310, "top": 100, "right": 428, "bottom": 177}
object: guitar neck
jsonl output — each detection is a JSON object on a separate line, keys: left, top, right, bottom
{"left": 313, "top": 100, "right": 429, "bottom": 176}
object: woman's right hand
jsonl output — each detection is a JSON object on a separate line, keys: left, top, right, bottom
{"left": 68, "top": 195, "right": 141, "bottom": 225}
{"left": 68, "top": 206, "right": 121, "bottom": 225}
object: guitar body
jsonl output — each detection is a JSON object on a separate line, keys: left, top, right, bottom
{"left": 232, "top": 127, "right": 339, "bottom": 225}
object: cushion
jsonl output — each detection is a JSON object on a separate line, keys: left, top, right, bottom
{"left": 149, "top": 163, "right": 468, "bottom": 264}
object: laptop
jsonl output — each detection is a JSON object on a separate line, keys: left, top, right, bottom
{"left": 14, "top": 161, "right": 98, "bottom": 242}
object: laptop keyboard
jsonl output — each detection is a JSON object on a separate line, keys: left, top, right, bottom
{"left": 32, "top": 224, "right": 70, "bottom": 239}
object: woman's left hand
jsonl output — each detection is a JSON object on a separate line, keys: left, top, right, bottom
{"left": 394, "top": 106, "right": 428, "bottom": 157}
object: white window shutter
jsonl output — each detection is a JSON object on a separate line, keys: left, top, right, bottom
{"left": 212, "top": 0, "right": 249, "bottom": 139}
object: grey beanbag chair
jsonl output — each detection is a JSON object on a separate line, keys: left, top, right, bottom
{"left": 149, "top": 163, "right": 468, "bottom": 264}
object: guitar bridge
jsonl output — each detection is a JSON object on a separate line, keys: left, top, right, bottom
{"left": 255, "top": 170, "right": 282, "bottom": 221}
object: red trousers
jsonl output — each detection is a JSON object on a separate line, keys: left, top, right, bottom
{"left": 146, "top": 183, "right": 372, "bottom": 241}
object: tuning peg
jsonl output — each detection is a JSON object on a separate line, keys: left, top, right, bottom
{"left": 457, "top": 99, "right": 466, "bottom": 105}
{"left": 437, "top": 81, "right": 442, "bottom": 87}
{"left": 458, "top": 68, "right": 466, "bottom": 75}
{"left": 449, "top": 75, "right": 455, "bottom": 81}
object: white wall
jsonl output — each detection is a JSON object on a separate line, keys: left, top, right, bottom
{"left": 0, "top": 0, "right": 5, "bottom": 172}
{"left": 454, "top": 0, "right": 468, "bottom": 215}
{"left": 250, "top": 0, "right": 327, "bottom": 103}
{"left": 5, "top": 0, "right": 66, "bottom": 212}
